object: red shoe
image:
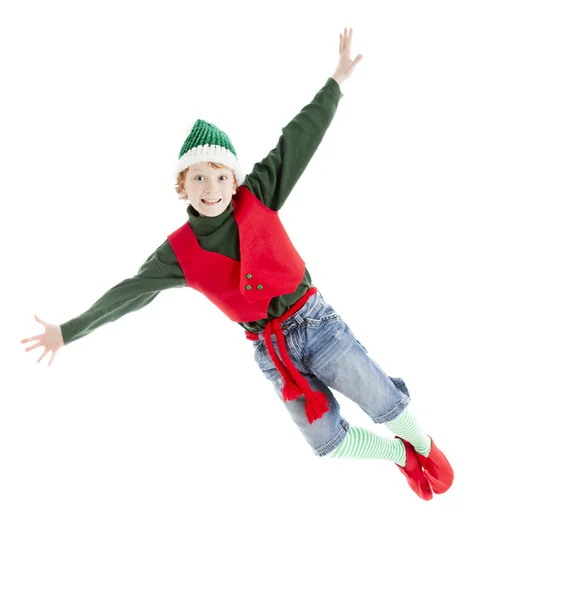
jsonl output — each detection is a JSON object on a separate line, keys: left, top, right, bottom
{"left": 395, "top": 437, "right": 433, "bottom": 501}
{"left": 415, "top": 437, "right": 454, "bottom": 494}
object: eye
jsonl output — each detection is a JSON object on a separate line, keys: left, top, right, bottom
{"left": 219, "top": 175, "right": 228, "bottom": 181}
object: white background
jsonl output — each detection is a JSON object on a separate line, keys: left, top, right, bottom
{"left": 2, "top": 1, "right": 565, "bottom": 598}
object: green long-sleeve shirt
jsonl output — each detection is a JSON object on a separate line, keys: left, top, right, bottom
{"left": 60, "top": 77, "right": 344, "bottom": 346}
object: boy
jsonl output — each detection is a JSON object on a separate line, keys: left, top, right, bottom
{"left": 22, "top": 28, "right": 453, "bottom": 500}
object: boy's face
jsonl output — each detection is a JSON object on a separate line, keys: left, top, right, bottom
{"left": 183, "top": 162, "right": 237, "bottom": 217}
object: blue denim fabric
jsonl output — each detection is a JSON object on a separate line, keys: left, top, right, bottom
{"left": 252, "top": 289, "right": 411, "bottom": 457}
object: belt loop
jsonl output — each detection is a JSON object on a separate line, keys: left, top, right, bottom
{"left": 300, "top": 290, "right": 318, "bottom": 321}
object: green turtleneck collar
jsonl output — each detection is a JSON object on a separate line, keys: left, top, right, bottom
{"left": 187, "top": 200, "right": 235, "bottom": 234}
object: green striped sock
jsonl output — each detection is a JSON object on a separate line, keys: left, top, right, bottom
{"left": 327, "top": 426, "right": 407, "bottom": 466}
{"left": 384, "top": 406, "right": 431, "bottom": 457}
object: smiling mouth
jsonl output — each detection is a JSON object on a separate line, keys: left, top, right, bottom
{"left": 202, "top": 198, "right": 222, "bottom": 205}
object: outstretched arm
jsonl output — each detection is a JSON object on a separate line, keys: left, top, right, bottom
{"left": 21, "top": 241, "right": 186, "bottom": 365}
{"left": 243, "top": 27, "right": 363, "bottom": 212}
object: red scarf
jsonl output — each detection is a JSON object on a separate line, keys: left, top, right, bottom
{"left": 245, "top": 286, "right": 330, "bottom": 424}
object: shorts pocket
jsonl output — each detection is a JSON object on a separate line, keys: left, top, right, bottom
{"left": 303, "top": 312, "right": 341, "bottom": 328}
{"left": 253, "top": 340, "right": 264, "bottom": 362}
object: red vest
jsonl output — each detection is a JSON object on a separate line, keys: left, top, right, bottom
{"left": 167, "top": 186, "right": 305, "bottom": 322}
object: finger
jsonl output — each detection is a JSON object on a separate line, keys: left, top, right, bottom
{"left": 21, "top": 335, "right": 41, "bottom": 343}
{"left": 37, "top": 348, "right": 48, "bottom": 364}
{"left": 347, "top": 28, "right": 353, "bottom": 55}
{"left": 34, "top": 314, "right": 45, "bottom": 324}
{"left": 48, "top": 350, "right": 57, "bottom": 367}
{"left": 25, "top": 342, "right": 43, "bottom": 352}
{"left": 342, "top": 28, "right": 350, "bottom": 58}
{"left": 339, "top": 33, "right": 342, "bottom": 54}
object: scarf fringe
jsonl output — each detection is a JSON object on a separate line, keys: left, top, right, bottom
{"left": 282, "top": 379, "right": 303, "bottom": 401}
{"left": 249, "top": 287, "right": 331, "bottom": 424}
{"left": 305, "top": 389, "right": 330, "bottom": 424}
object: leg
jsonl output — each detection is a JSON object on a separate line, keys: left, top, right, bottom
{"left": 251, "top": 322, "right": 435, "bottom": 500}
{"left": 252, "top": 338, "right": 349, "bottom": 457}
{"left": 253, "top": 338, "right": 407, "bottom": 466}
{"left": 292, "top": 292, "right": 452, "bottom": 492}
{"left": 385, "top": 405, "right": 431, "bottom": 456}
{"left": 297, "top": 301, "right": 411, "bottom": 425}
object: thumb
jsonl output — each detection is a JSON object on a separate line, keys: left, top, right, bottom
{"left": 346, "top": 54, "right": 363, "bottom": 76}
{"left": 34, "top": 314, "right": 45, "bottom": 325}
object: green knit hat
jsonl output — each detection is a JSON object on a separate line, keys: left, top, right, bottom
{"left": 175, "top": 119, "right": 245, "bottom": 186}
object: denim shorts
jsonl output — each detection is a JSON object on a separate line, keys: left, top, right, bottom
{"left": 251, "top": 289, "right": 411, "bottom": 457}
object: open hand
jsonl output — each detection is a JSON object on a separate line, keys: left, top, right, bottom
{"left": 332, "top": 27, "right": 363, "bottom": 87}
{"left": 21, "top": 315, "right": 64, "bottom": 367}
